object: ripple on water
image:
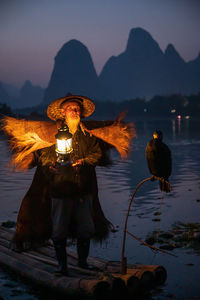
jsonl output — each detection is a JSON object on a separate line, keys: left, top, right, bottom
{"left": 0, "top": 122, "right": 200, "bottom": 299}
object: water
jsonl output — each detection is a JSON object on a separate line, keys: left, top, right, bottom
{"left": 0, "top": 117, "right": 200, "bottom": 299}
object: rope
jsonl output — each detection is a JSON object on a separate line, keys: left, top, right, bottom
{"left": 126, "top": 231, "right": 177, "bottom": 257}
{"left": 152, "top": 191, "right": 164, "bottom": 264}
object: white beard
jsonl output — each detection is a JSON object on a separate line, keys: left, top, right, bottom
{"left": 66, "top": 117, "right": 80, "bottom": 134}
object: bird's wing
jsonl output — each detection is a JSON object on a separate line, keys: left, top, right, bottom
{"left": 159, "top": 143, "right": 172, "bottom": 179}
{"left": 145, "top": 140, "right": 160, "bottom": 176}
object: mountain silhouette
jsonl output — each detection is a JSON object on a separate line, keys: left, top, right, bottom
{"left": 0, "top": 81, "right": 10, "bottom": 104}
{"left": 41, "top": 28, "right": 200, "bottom": 103}
{"left": 19, "top": 80, "right": 44, "bottom": 107}
{"left": 188, "top": 53, "right": 200, "bottom": 91}
{"left": 2, "top": 28, "right": 200, "bottom": 107}
{"left": 163, "top": 44, "right": 199, "bottom": 94}
{"left": 2, "top": 82, "right": 19, "bottom": 98}
{"left": 99, "top": 27, "right": 200, "bottom": 100}
{"left": 0, "top": 80, "right": 44, "bottom": 108}
{"left": 188, "top": 52, "right": 200, "bottom": 73}
{"left": 99, "top": 27, "right": 167, "bottom": 100}
{"left": 43, "top": 39, "right": 101, "bottom": 105}
{"left": 126, "top": 27, "right": 162, "bottom": 57}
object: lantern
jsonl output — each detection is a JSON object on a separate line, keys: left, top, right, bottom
{"left": 55, "top": 125, "right": 73, "bottom": 164}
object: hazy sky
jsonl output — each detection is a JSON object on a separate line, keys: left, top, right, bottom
{"left": 0, "top": 0, "right": 200, "bottom": 88}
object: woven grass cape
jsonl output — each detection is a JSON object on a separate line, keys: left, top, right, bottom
{"left": 1, "top": 114, "right": 136, "bottom": 170}
{"left": 0, "top": 114, "right": 136, "bottom": 247}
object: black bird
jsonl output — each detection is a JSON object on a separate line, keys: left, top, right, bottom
{"left": 145, "top": 130, "right": 172, "bottom": 192}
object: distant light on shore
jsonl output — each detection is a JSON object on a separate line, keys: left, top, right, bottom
{"left": 177, "top": 115, "right": 181, "bottom": 119}
{"left": 171, "top": 109, "right": 176, "bottom": 113}
{"left": 185, "top": 115, "right": 190, "bottom": 119}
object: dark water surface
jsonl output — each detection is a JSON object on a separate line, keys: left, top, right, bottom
{"left": 0, "top": 117, "right": 200, "bottom": 299}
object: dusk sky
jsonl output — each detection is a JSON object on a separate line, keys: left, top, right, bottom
{"left": 0, "top": 0, "right": 200, "bottom": 88}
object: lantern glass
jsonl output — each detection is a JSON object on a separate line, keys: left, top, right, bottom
{"left": 55, "top": 125, "right": 73, "bottom": 156}
{"left": 56, "top": 137, "right": 72, "bottom": 154}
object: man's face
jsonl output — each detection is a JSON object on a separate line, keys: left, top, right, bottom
{"left": 153, "top": 133, "right": 159, "bottom": 139}
{"left": 61, "top": 101, "right": 81, "bottom": 121}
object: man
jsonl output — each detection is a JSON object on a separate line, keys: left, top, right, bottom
{"left": 1, "top": 94, "right": 135, "bottom": 275}
{"left": 46, "top": 97, "right": 103, "bottom": 274}
{"left": 145, "top": 130, "right": 172, "bottom": 192}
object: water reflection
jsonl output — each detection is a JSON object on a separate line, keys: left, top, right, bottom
{"left": 177, "top": 116, "right": 181, "bottom": 134}
{"left": 172, "top": 119, "right": 176, "bottom": 139}
{"left": 0, "top": 118, "right": 200, "bottom": 299}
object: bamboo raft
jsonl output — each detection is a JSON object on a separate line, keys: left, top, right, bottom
{"left": 0, "top": 226, "right": 167, "bottom": 298}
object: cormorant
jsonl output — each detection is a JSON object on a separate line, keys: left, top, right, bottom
{"left": 145, "top": 130, "right": 172, "bottom": 192}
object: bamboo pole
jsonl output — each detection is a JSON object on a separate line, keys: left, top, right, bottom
{"left": 0, "top": 225, "right": 167, "bottom": 285}
{"left": 0, "top": 229, "right": 131, "bottom": 294}
{"left": 0, "top": 243, "right": 110, "bottom": 296}
{"left": 121, "top": 176, "right": 153, "bottom": 274}
{"left": 0, "top": 241, "right": 131, "bottom": 297}
{"left": 0, "top": 227, "right": 151, "bottom": 296}
{"left": 0, "top": 242, "right": 55, "bottom": 274}
{"left": 0, "top": 232, "right": 101, "bottom": 277}
{"left": 133, "top": 264, "right": 167, "bottom": 284}
{"left": 0, "top": 226, "right": 107, "bottom": 270}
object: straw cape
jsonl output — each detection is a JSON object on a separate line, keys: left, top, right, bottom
{"left": 1, "top": 113, "right": 135, "bottom": 171}
{"left": 1, "top": 113, "right": 136, "bottom": 248}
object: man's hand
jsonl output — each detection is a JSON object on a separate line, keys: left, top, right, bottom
{"left": 49, "top": 162, "right": 60, "bottom": 173}
{"left": 72, "top": 159, "right": 83, "bottom": 167}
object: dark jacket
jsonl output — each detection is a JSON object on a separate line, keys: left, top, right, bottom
{"left": 12, "top": 128, "right": 112, "bottom": 250}
{"left": 1, "top": 116, "right": 134, "bottom": 249}
{"left": 35, "top": 127, "right": 102, "bottom": 198}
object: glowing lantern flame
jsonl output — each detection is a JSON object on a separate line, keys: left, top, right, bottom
{"left": 55, "top": 126, "right": 73, "bottom": 158}
{"left": 56, "top": 137, "right": 72, "bottom": 154}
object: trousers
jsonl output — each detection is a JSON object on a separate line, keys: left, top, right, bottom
{"left": 51, "top": 194, "right": 95, "bottom": 242}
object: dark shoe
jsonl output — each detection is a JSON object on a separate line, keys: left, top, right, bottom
{"left": 53, "top": 240, "right": 68, "bottom": 275}
{"left": 78, "top": 261, "right": 97, "bottom": 271}
{"left": 78, "top": 260, "right": 89, "bottom": 269}
{"left": 77, "top": 238, "right": 90, "bottom": 269}
{"left": 54, "top": 269, "right": 69, "bottom": 277}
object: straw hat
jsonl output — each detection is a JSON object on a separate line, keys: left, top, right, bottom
{"left": 47, "top": 95, "right": 95, "bottom": 121}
